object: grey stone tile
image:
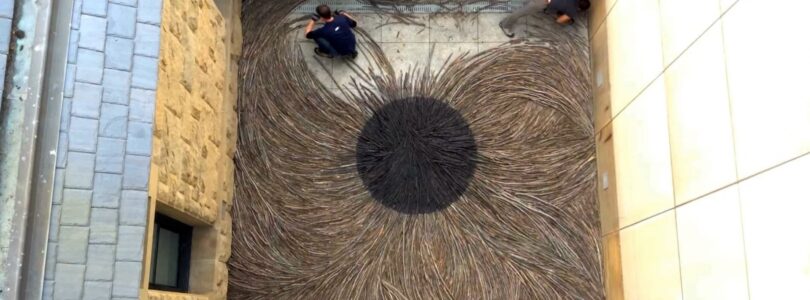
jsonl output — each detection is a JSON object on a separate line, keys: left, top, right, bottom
{"left": 134, "top": 23, "right": 160, "bottom": 57}
{"left": 79, "top": 15, "right": 108, "bottom": 51}
{"left": 60, "top": 98, "right": 72, "bottom": 132}
{"left": 112, "top": 261, "right": 141, "bottom": 297}
{"left": 429, "top": 13, "right": 478, "bottom": 42}
{"left": 84, "top": 281, "right": 113, "bottom": 300}
{"left": 478, "top": 13, "right": 524, "bottom": 42}
{"left": 99, "top": 103, "right": 128, "bottom": 138}
{"left": 54, "top": 264, "right": 85, "bottom": 300}
{"left": 67, "top": 117, "right": 99, "bottom": 152}
{"left": 105, "top": 37, "right": 134, "bottom": 71}
{"left": 0, "top": 18, "right": 11, "bottom": 54}
{"left": 120, "top": 190, "right": 147, "bottom": 226}
{"left": 110, "top": 0, "right": 137, "bottom": 7}
{"left": 65, "top": 152, "right": 96, "bottom": 188}
{"left": 428, "top": 42, "right": 478, "bottom": 73}
{"left": 70, "top": 0, "right": 83, "bottom": 29}
{"left": 90, "top": 208, "right": 118, "bottom": 244}
{"left": 0, "top": 53, "right": 6, "bottom": 79}
{"left": 131, "top": 55, "right": 158, "bottom": 90}
{"left": 96, "top": 137, "right": 125, "bottom": 173}
{"left": 299, "top": 44, "right": 335, "bottom": 89}
{"left": 76, "top": 49, "right": 105, "bottom": 84}
{"left": 48, "top": 203, "right": 61, "bottom": 241}
{"left": 102, "top": 69, "right": 132, "bottom": 104}
{"left": 115, "top": 225, "right": 145, "bottom": 261}
{"left": 125, "top": 121, "right": 152, "bottom": 155}
{"left": 351, "top": 13, "right": 386, "bottom": 43}
{"left": 380, "top": 42, "right": 430, "bottom": 75}
{"left": 72, "top": 82, "right": 103, "bottom": 119}
{"left": 82, "top": 0, "right": 108, "bottom": 17}
{"left": 56, "top": 135, "right": 68, "bottom": 169}
{"left": 45, "top": 242, "right": 58, "bottom": 279}
{"left": 108, "top": 4, "right": 136, "bottom": 38}
{"left": 331, "top": 50, "right": 375, "bottom": 88}
{"left": 123, "top": 155, "right": 150, "bottom": 190}
{"left": 57, "top": 226, "right": 89, "bottom": 263}
{"left": 61, "top": 189, "right": 92, "bottom": 226}
{"left": 92, "top": 173, "right": 122, "bottom": 208}
{"left": 67, "top": 29, "right": 80, "bottom": 64}
{"left": 85, "top": 245, "right": 115, "bottom": 281}
{"left": 64, "top": 64, "right": 77, "bottom": 98}
{"left": 129, "top": 88, "right": 155, "bottom": 123}
{"left": 381, "top": 14, "right": 429, "bottom": 43}
{"left": 43, "top": 280, "right": 55, "bottom": 300}
{"left": 0, "top": 0, "right": 13, "bottom": 18}
{"left": 137, "top": 0, "right": 163, "bottom": 25}
{"left": 82, "top": 282, "right": 112, "bottom": 300}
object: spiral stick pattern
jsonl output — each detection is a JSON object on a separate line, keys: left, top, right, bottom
{"left": 231, "top": 1, "right": 602, "bottom": 298}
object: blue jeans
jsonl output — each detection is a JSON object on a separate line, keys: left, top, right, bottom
{"left": 315, "top": 38, "right": 338, "bottom": 56}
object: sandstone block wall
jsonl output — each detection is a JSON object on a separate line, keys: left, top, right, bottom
{"left": 143, "top": 0, "right": 240, "bottom": 298}
{"left": 147, "top": 290, "right": 211, "bottom": 300}
{"left": 151, "top": 0, "right": 236, "bottom": 224}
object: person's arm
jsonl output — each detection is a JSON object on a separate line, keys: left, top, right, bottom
{"left": 305, "top": 20, "right": 316, "bottom": 35}
{"left": 556, "top": 14, "right": 572, "bottom": 25}
{"left": 304, "top": 14, "right": 320, "bottom": 38}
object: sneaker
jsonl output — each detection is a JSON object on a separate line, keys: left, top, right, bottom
{"left": 498, "top": 21, "right": 515, "bottom": 38}
{"left": 314, "top": 47, "right": 334, "bottom": 58}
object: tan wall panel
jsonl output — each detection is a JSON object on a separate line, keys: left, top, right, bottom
{"left": 664, "top": 25, "right": 736, "bottom": 204}
{"left": 591, "top": 0, "right": 810, "bottom": 298}
{"left": 606, "top": 0, "right": 664, "bottom": 116}
{"left": 619, "top": 212, "right": 682, "bottom": 300}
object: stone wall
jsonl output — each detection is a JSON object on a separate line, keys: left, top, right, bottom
{"left": 147, "top": 290, "right": 210, "bottom": 300}
{"left": 143, "top": 0, "right": 239, "bottom": 298}
{"left": 43, "top": 0, "right": 164, "bottom": 299}
{"left": 0, "top": 0, "right": 11, "bottom": 102}
{"left": 150, "top": 0, "right": 235, "bottom": 225}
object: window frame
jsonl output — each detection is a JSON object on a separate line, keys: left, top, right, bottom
{"left": 149, "top": 213, "right": 193, "bottom": 293}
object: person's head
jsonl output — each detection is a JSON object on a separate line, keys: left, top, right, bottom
{"left": 578, "top": 0, "right": 591, "bottom": 11}
{"left": 316, "top": 4, "right": 332, "bottom": 19}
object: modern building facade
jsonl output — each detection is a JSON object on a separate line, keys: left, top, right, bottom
{"left": 1, "top": 0, "right": 808, "bottom": 299}
{"left": 1, "top": 0, "right": 239, "bottom": 298}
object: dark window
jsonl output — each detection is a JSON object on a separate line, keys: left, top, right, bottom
{"left": 149, "top": 213, "right": 193, "bottom": 292}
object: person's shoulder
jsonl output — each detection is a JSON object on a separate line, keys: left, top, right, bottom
{"left": 336, "top": 15, "right": 351, "bottom": 23}
{"left": 558, "top": 0, "right": 580, "bottom": 17}
{"left": 551, "top": 0, "right": 576, "bottom": 8}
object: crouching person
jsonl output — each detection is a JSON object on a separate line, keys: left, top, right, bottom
{"left": 305, "top": 4, "right": 359, "bottom": 59}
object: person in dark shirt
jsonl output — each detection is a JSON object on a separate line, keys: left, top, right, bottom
{"left": 499, "top": 0, "right": 591, "bottom": 38}
{"left": 305, "top": 4, "right": 359, "bottom": 59}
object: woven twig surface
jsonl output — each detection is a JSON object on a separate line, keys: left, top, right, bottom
{"left": 231, "top": 1, "right": 602, "bottom": 299}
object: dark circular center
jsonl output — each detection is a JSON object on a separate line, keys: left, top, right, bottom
{"left": 356, "top": 97, "right": 477, "bottom": 214}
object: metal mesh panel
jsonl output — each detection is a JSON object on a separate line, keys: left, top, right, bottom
{"left": 293, "top": 0, "right": 522, "bottom": 13}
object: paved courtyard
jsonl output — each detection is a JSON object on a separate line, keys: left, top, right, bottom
{"left": 291, "top": 11, "right": 586, "bottom": 91}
